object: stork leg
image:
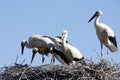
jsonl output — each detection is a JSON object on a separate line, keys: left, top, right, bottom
{"left": 101, "top": 43, "right": 103, "bottom": 58}
{"left": 107, "top": 49, "right": 109, "bottom": 55}
{"left": 31, "top": 51, "right": 36, "bottom": 64}
{"left": 51, "top": 52, "right": 55, "bottom": 63}
{"left": 106, "top": 49, "right": 110, "bottom": 59}
{"left": 42, "top": 54, "right": 45, "bottom": 64}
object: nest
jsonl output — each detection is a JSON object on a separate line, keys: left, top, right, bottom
{"left": 0, "top": 59, "right": 120, "bottom": 80}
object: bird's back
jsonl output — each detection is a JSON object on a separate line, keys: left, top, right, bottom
{"left": 68, "top": 44, "right": 83, "bottom": 59}
{"left": 95, "top": 23, "right": 118, "bottom": 52}
{"left": 29, "top": 35, "right": 55, "bottom": 48}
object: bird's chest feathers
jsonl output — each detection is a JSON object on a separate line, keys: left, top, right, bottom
{"left": 96, "top": 27, "right": 105, "bottom": 35}
{"left": 95, "top": 24, "right": 108, "bottom": 44}
{"left": 62, "top": 44, "right": 68, "bottom": 52}
{"left": 95, "top": 24, "right": 107, "bottom": 37}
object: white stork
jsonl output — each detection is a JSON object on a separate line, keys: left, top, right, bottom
{"left": 21, "top": 35, "right": 70, "bottom": 65}
{"left": 88, "top": 10, "right": 118, "bottom": 57}
{"left": 61, "top": 30, "right": 84, "bottom": 64}
{"left": 21, "top": 35, "right": 56, "bottom": 64}
{"left": 50, "top": 30, "right": 84, "bottom": 65}
{"left": 49, "top": 36, "right": 70, "bottom": 64}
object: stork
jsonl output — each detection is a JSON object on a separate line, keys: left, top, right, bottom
{"left": 50, "top": 30, "right": 85, "bottom": 65}
{"left": 88, "top": 10, "right": 118, "bottom": 57}
{"left": 61, "top": 30, "right": 84, "bottom": 64}
{"left": 49, "top": 36, "right": 70, "bottom": 64}
{"left": 21, "top": 35, "right": 56, "bottom": 64}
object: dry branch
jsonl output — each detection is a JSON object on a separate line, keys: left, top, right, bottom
{"left": 0, "top": 59, "right": 120, "bottom": 80}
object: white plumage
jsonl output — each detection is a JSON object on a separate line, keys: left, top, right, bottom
{"left": 49, "top": 36, "right": 67, "bottom": 64}
{"left": 88, "top": 10, "right": 118, "bottom": 56}
{"left": 31, "top": 36, "right": 67, "bottom": 64}
{"left": 21, "top": 35, "right": 55, "bottom": 64}
{"left": 61, "top": 30, "right": 84, "bottom": 64}
{"left": 49, "top": 30, "right": 84, "bottom": 65}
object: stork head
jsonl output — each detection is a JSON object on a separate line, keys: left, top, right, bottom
{"left": 62, "top": 30, "right": 68, "bottom": 43}
{"left": 88, "top": 10, "right": 103, "bottom": 22}
{"left": 21, "top": 40, "right": 27, "bottom": 55}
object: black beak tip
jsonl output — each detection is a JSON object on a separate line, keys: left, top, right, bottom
{"left": 21, "top": 50, "right": 23, "bottom": 55}
{"left": 88, "top": 13, "right": 96, "bottom": 23}
{"left": 21, "top": 52, "right": 23, "bottom": 55}
{"left": 21, "top": 45, "right": 24, "bottom": 55}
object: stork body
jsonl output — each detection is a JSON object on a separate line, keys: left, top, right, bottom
{"left": 50, "top": 35, "right": 84, "bottom": 65}
{"left": 88, "top": 10, "right": 118, "bottom": 56}
{"left": 52, "top": 30, "right": 83, "bottom": 64}
{"left": 21, "top": 35, "right": 55, "bottom": 64}
{"left": 48, "top": 36, "right": 68, "bottom": 64}
{"left": 61, "top": 30, "right": 84, "bottom": 65}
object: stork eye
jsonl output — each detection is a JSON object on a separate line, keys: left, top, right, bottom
{"left": 95, "top": 11, "right": 99, "bottom": 16}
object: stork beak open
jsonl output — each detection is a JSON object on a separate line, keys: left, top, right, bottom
{"left": 21, "top": 43, "right": 24, "bottom": 55}
{"left": 88, "top": 13, "right": 96, "bottom": 23}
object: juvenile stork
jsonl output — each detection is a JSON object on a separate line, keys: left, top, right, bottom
{"left": 88, "top": 10, "right": 118, "bottom": 56}
{"left": 61, "top": 30, "right": 84, "bottom": 65}
{"left": 21, "top": 35, "right": 55, "bottom": 64}
{"left": 50, "top": 30, "right": 84, "bottom": 65}
{"left": 49, "top": 36, "right": 70, "bottom": 64}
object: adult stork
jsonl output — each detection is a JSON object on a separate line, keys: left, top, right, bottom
{"left": 88, "top": 10, "right": 118, "bottom": 57}
{"left": 23, "top": 35, "right": 70, "bottom": 65}
{"left": 21, "top": 35, "right": 55, "bottom": 64}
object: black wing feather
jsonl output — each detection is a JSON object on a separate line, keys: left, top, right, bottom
{"left": 108, "top": 36, "right": 118, "bottom": 48}
{"left": 52, "top": 47, "right": 69, "bottom": 64}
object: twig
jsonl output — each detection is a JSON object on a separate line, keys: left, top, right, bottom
{"left": 111, "top": 71, "right": 120, "bottom": 76}
{"left": 15, "top": 55, "right": 18, "bottom": 64}
{"left": 18, "top": 65, "right": 31, "bottom": 80}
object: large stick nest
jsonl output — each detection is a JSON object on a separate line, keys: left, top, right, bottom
{"left": 0, "top": 59, "right": 120, "bottom": 80}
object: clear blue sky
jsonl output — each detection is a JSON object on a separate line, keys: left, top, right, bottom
{"left": 0, "top": 0, "right": 120, "bottom": 67}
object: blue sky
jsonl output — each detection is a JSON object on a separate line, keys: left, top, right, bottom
{"left": 0, "top": 0, "right": 120, "bottom": 67}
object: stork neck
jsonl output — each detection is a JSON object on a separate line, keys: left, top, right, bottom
{"left": 95, "top": 16, "right": 101, "bottom": 25}
{"left": 62, "top": 37, "right": 67, "bottom": 53}
{"left": 62, "top": 35, "right": 67, "bottom": 44}
{"left": 61, "top": 31, "right": 68, "bottom": 47}
{"left": 25, "top": 42, "right": 31, "bottom": 48}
